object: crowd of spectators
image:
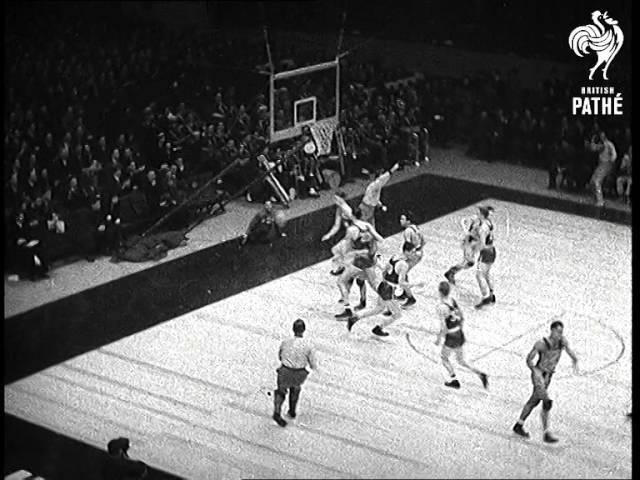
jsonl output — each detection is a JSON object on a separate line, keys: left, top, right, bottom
{"left": 4, "top": 4, "right": 631, "bottom": 281}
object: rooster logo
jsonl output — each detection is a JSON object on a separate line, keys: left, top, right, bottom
{"left": 569, "top": 11, "right": 624, "bottom": 80}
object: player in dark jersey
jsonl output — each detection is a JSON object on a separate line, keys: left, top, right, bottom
{"left": 347, "top": 245, "right": 424, "bottom": 336}
{"left": 435, "top": 281, "right": 488, "bottom": 389}
{"left": 513, "top": 320, "right": 579, "bottom": 443}
{"left": 474, "top": 206, "right": 497, "bottom": 308}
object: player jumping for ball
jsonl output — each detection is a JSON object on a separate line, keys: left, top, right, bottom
{"left": 322, "top": 192, "right": 359, "bottom": 276}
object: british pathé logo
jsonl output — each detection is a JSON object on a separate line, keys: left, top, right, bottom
{"left": 569, "top": 11, "right": 623, "bottom": 80}
{"left": 569, "top": 11, "right": 624, "bottom": 116}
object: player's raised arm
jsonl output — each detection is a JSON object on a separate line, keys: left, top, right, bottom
{"left": 322, "top": 208, "right": 343, "bottom": 241}
{"left": 362, "top": 221, "right": 384, "bottom": 243}
{"left": 334, "top": 194, "right": 354, "bottom": 219}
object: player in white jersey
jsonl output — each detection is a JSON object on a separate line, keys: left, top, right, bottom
{"left": 444, "top": 208, "right": 483, "bottom": 285}
{"left": 396, "top": 211, "right": 424, "bottom": 308}
{"left": 358, "top": 163, "right": 400, "bottom": 227}
{"left": 332, "top": 194, "right": 384, "bottom": 318}
{"left": 474, "top": 206, "right": 497, "bottom": 309}
{"left": 322, "top": 191, "right": 359, "bottom": 276}
{"left": 513, "top": 320, "right": 579, "bottom": 443}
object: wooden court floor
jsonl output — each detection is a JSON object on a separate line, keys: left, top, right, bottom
{"left": 4, "top": 191, "right": 632, "bottom": 478}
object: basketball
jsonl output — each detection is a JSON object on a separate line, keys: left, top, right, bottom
{"left": 274, "top": 210, "right": 287, "bottom": 229}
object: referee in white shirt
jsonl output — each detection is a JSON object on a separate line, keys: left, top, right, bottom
{"left": 272, "top": 319, "right": 318, "bottom": 427}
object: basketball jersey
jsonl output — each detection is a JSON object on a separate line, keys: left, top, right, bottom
{"left": 383, "top": 257, "right": 400, "bottom": 284}
{"left": 442, "top": 298, "right": 465, "bottom": 347}
{"left": 352, "top": 235, "right": 370, "bottom": 251}
{"left": 403, "top": 224, "right": 424, "bottom": 250}
{"left": 465, "top": 216, "right": 482, "bottom": 243}
{"left": 443, "top": 299, "right": 463, "bottom": 332}
{"left": 479, "top": 219, "right": 494, "bottom": 248}
{"left": 352, "top": 236, "right": 377, "bottom": 269}
{"left": 536, "top": 337, "right": 564, "bottom": 373}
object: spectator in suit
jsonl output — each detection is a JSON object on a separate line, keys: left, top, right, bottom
{"left": 39, "top": 132, "right": 58, "bottom": 168}
{"left": 8, "top": 211, "right": 49, "bottom": 280}
{"left": 64, "top": 176, "right": 89, "bottom": 210}
{"left": 94, "top": 135, "right": 110, "bottom": 167}
{"left": 142, "top": 169, "right": 162, "bottom": 214}
{"left": 102, "top": 194, "right": 123, "bottom": 253}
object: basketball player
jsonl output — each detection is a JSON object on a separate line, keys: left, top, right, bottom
{"left": 272, "top": 319, "right": 318, "bottom": 427}
{"left": 513, "top": 320, "right": 579, "bottom": 443}
{"left": 444, "top": 208, "right": 482, "bottom": 285}
{"left": 434, "top": 281, "right": 488, "bottom": 389}
{"left": 335, "top": 219, "right": 384, "bottom": 319}
{"left": 400, "top": 211, "right": 425, "bottom": 270}
{"left": 358, "top": 162, "right": 400, "bottom": 227}
{"left": 347, "top": 246, "right": 424, "bottom": 336}
{"left": 322, "top": 191, "right": 358, "bottom": 275}
{"left": 397, "top": 212, "right": 425, "bottom": 307}
{"left": 474, "top": 206, "right": 496, "bottom": 309}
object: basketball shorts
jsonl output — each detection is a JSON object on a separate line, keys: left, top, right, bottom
{"left": 479, "top": 246, "right": 496, "bottom": 264}
{"left": 377, "top": 281, "right": 394, "bottom": 301}
{"left": 531, "top": 370, "right": 553, "bottom": 399}
{"left": 277, "top": 365, "right": 309, "bottom": 390}
{"left": 444, "top": 331, "right": 466, "bottom": 349}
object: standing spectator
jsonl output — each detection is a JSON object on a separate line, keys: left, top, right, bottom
{"left": 616, "top": 146, "right": 632, "bottom": 205}
{"left": 102, "top": 194, "right": 123, "bottom": 253}
{"left": 589, "top": 130, "right": 617, "bottom": 207}
{"left": 7, "top": 211, "right": 49, "bottom": 281}
{"left": 271, "top": 319, "right": 318, "bottom": 427}
{"left": 5, "top": 171, "right": 23, "bottom": 215}
{"left": 142, "top": 169, "right": 162, "bottom": 214}
{"left": 51, "top": 145, "right": 73, "bottom": 193}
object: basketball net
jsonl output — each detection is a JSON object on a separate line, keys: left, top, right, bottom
{"left": 309, "top": 117, "right": 338, "bottom": 156}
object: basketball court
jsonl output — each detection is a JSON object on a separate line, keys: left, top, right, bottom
{"left": 4, "top": 194, "right": 632, "bottom": 478}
